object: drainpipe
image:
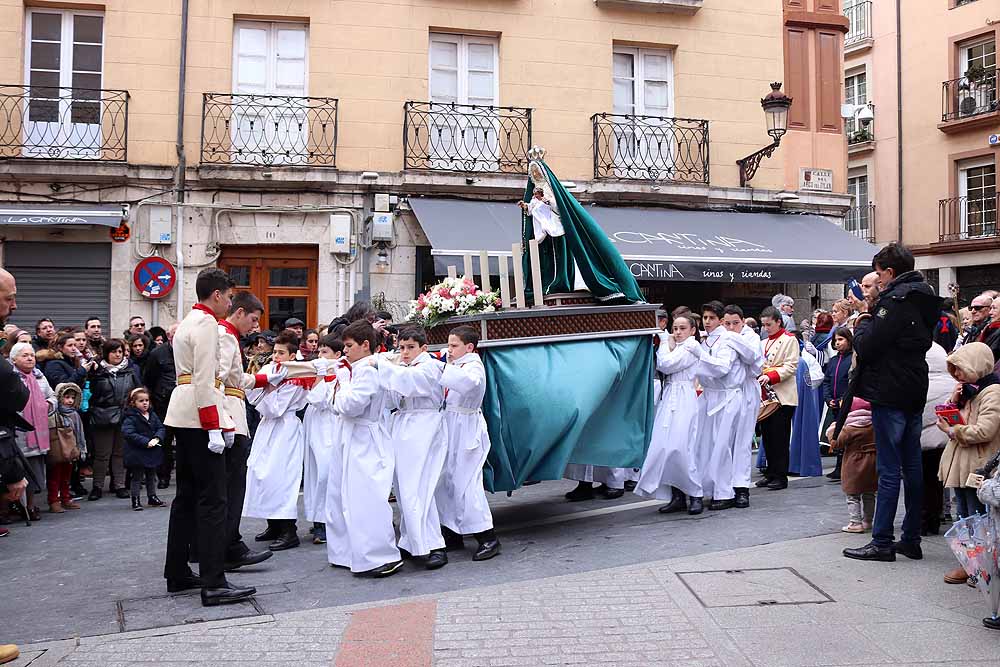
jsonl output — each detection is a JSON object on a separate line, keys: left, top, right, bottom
{"left": 174, "top": 0, "right": 190, "bottom": 316}
{"left": 895, "top": 0, "right": 903, "bottom": 243}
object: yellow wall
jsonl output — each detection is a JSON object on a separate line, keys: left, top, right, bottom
{"left": 1, "top": 0, "right": 790, "bottom": 188}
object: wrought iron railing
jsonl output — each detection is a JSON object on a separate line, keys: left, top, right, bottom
{"left": 403, "top": 101, "right": 531, "bottom": 173}
{"left": 201, "top": 93, "right": 338, "bottom": 166}
{"left": 845, "top": 203, "right": 876, "bottom": 243}
{"left": 940, "top": 194, "right": 998, "bottom": 241}
{"left": 844, "top": 1, "right": 873, "bottom": 46}
{"left": 847, "top": 125, "right": 874, "bottom": 145}
{"left": 941, "top": 68, "right": 998, "bottom": 122}
{"left": 592, "top": 113, "right": 709, "bottom": 184}
{"left": 0, "top": 85, "right": 128, "bottom": 161}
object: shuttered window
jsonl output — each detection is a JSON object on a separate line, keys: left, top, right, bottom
{"left": 4, "top": 241, "right": 111, "bottom": 331}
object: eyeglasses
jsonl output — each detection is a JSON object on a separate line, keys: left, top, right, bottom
{"left": 970, "top": 305, "right": 989, "bottom": 311}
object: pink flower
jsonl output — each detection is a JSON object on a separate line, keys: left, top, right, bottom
{"left": 438, "top": 287, "right": 451, "bottom": 298}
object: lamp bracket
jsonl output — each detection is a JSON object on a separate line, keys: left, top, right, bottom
{"left": 737, "top": 138, "right": 781, "bottom": 188}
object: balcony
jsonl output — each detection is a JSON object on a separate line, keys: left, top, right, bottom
{"left": 939, "top": 194, "right": 998, "bottom": 242}
{"left": 200, "top": 93, "right": 338, "bottom": 167}
{"left": 844, "top": 1, "right": 873, "bottom": 52}
{"left": 845, "top": 203, "right": 875, "bottom": 244}
{"left": 592, "top": 113, "right": 709, "bottom": 184}
{"left": 0, "top": 85, "right": 128, "bottom": 161}
{"left": 939, "top": 68, "right": 998, "bottom": 132}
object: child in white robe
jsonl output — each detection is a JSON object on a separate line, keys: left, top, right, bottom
{"left": 635, "top": 314, "right": 705, "bottom": 515}
{"left": 722, "top": 305, "right": 765, "bottom": 509}
{"left": 436, "top": 325, "right": 500, "bottom": 561}
{"left": 378, "top": 327, "right": 449, "bottom": 569}
{"left": 244, "top": 332, "right": 310, "bottom": 550}
{"left": 324, "top": 321, "right": 402, "bottom": 577}
{"left": 302, "top": 335, "right": 342, "bottom": 545}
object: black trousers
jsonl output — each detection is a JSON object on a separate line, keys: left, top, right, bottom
{"left": 163, "top": 428, "right": 228, "bottom": 588}
{"left": 761, "top": 405, "right": 795, "bottom": 481}
{"left": 225, "top": 435, "right": 251, "bottom": 559}
{"left": 129, "top": 466, "right": 157, "bottom": 499}
{"left": 153, "top": 399, "right": 174, "bottom": 483}
{"left": 921, "top": 448, "right": 945, "bottom": 530}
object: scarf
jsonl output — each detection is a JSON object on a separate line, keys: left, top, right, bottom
{"left": 17, "top": 368, "right": 50, "bottom": 452}
{"left": 844, "top": 408, "right": 872, "bottom": 429}
{"left": 959, "top": 372, "right": 1000, "bottom": 408}
{"left": 100, "top": 356, "right": 131, "bottom": 375}
{"left": 57, "top": 404, "right": 86, "bottom": 455}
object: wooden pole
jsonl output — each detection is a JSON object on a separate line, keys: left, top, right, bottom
{"left": 479, "top": 250, "right": 491, "bottom": 292}
{"left": 447, "top": 265, "right": 457, "bottom": 280}
{"left": 528, "top": 239, "right": 544, "bottom": 308}
{"left": 511, "top": 243, "right": 525, "bottom": 309}
{"left": 498, "top": 254, "right": 510, "bottom": 308}
{"left": 463, "top": 254, "right": 474, "bottom": 281}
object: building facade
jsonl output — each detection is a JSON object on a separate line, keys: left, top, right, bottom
{"left": 0, "top": 0, "right": 854, "bottom": 334}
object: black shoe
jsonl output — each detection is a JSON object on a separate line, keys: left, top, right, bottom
{"left": 843, "top": 541, "right": 895, "bottom": 562}
{"left": 766, "top": 478, "right": 788, "bottom": 490}
{"left": 398, "top": 547, "right": 414, "bottom": 560}
{"left": 687, "top": 497, "right": 704, "bottom": 515}
{"left": 71, "top": 486, "right": 88, "bottom": 499}
{"left": 825, "top": 470, "right": 840, "bottom": 479}
{"left": 115, "top": 488, "right": 131, "bottom": 499}
{"left": 473, "top": 539, "right": 501, "bottom": 561}
{"left": 269, "top": 530, "right": 300, "bottom": 551}
{"left": 754, "top": 477, "right": 773, "bottom": 488}
{"left": 425, "top": 550, "right": 448, "bottom": 570}
{"left": 88, "top": 487, "right": 102, "bottom": 501}
{"left": 599, "top": 485, "right": 625, "bottom": 500}
{"left": 922, "top": 522, "right": 940, "bottom": 537}
{"left": 166, "top": 575, "right": 203, "bottom": 593}
{"left": 657, "top": 494, "right": 687, "bottom": 515}
{"left": 157, "top": 479, "right": 169, "bottom": 490}
{"left": 709, "top": 498, "right": 736, "bottom": 511}
{"left": 254, "top": 523, "right": 281, "bottom": 542}
{"left": 131, "top": 497, "right": 143, "bottom": 511}
{"left": 734, "top": 489, "right": 750, "bottom": 509}
{"left": 147, "top": 496, "right": 165, "bottom": 508}
{"left": 564, "top": 482, "right": 595, "bottom": 502}
{"left": 624, "top": 479, "right": 637, "bottom": 492}
{"left": 356, "top": 560, "right": 404, "bottom": 578}
{"left": 441, "top": 526, "right": 465, "bottom": 551}
{"left": 984, "top": 616, "right": 1000, "bottom": 630}
{"left": 201, "top": 584, "right": 256, "bottom": 607}
{"left": 225, "top": 548, "right": 274, "bottom": 571}
{"left": 893, "top": 540, "right": 923, "bottom": 560}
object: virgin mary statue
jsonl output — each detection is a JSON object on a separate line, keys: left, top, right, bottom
{"left": 520, "top": 147, "right": 644, "bottom": 304}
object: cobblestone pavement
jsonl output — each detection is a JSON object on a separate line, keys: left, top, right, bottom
{"left": 11, "top": 529, "right": 1000, "bottom": 667}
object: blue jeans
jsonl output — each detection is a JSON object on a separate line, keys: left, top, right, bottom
{"left": 954, "top": 487, "right": 985, "bottom": 519}
{"left": 871, "top": 405, "right": 924, "bottom": 548}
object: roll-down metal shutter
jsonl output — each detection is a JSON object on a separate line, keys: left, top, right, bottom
{"left": 4, "top": 242, "right": 111, "bottom": 331}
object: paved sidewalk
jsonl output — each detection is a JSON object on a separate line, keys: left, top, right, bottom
{"left": 11, "top": 530, "right": 1000, "bottom": 667}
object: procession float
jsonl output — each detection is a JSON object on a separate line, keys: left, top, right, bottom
{"left": 412, "top": 147, "right": 658, "bottom": 493}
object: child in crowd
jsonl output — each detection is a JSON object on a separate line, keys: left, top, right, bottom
{"left": 325, "top": 321, "right": 402, "bottom": 577}
{"left": 378, "top": 328, "right": 449, "bottom": 569}
{"left": 827, "top": 397, "right": 877, "bottom": 533}
{"left": 303, "top": 335, "right": 343, "bottom": 545}
{"left": 245, "top": 332, "right": 310, "bottom": 551}
{"left": 121, "top": 388, "right": 166, "bottom": 511}
{"left": 437, "top": 325, "right": 501, "bottom": 560}
{"left": 47, "top": 383, "right": 85, "bottom": 512}
{"left": 821, "top": 327, "right": 853, "bottom": 478}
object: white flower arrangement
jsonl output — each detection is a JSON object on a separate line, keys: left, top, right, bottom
{"left": 407, "top": 276, "right": 501, "bottom": 327}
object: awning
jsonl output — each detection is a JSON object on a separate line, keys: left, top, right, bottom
{"left": 410, "top": 198, "right": 875, "bottom": 283}
{"left": 0, "top": 204, "right": 128, "bottom": 228}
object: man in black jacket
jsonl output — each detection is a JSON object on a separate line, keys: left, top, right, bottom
{"left": 844, "top": 244, "right": 941, "bottom": 563}
{"left": 0, "top": 269, "right": 30, "bottom": 525}
{"left": 143, "top": 322, "right": 178, "bottom": 488}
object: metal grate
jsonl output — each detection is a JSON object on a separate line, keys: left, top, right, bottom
{"left": 676, "top": 568, "right": 833, "bottom": 608}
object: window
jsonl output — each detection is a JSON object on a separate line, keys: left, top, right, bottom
{"left": 219, "top": 246, "right": 317, "bottom": 331}
{"left": 23, "top": 9, "right": 104, "bottom": 157}
{"left": 231, "top": 21, "right": 308, "bottom": 164}
{"left": 844, "top": 70, "right": 868, "bottom": 140}
{"left": 957, "top": 36, "right": 997, "bottom": 118}
{"left": 611, "top": 47, "right": 674, "bottom": 178}
{"left": 847, "top": 174, "right": 870, "bottom": 233}
{"left": 959, "top": 158, "right": 996, "bottom": 238}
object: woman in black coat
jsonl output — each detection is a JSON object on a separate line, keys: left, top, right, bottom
{"left": 821, "top": 327, "right": 853, "bottom": 479}
{"left": 121, "top": 388, "right": 165, "bottom": 509}
{"left": 87, "top": 338, "right": 137, "bottom": 500}
{"left": 40, "top": 333, "right": 91, "bottom": 389}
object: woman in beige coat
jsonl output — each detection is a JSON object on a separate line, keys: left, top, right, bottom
{"left": 937, "top": 341, "right": 1000, "bottom": 583}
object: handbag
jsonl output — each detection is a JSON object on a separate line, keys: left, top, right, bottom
{"left": 47, "top": 415, "right": 80, "bottom": 464}
{"left": 802, "top": 351, "right": 824, "bottom": 389}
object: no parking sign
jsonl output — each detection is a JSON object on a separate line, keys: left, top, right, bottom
{"left": 133, "top": 257, "right": 176, "bottom": 300}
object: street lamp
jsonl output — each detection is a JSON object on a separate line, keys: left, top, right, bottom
{"left": 738, "top": 82, "right": 793, "bottom": 187}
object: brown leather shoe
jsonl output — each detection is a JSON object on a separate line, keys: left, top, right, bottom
{"left": 944, "top": 566, "right": 969, "bottom": 584}
{"left": 48, "top": 502, "right": 65, "bottom": 514}
{"left": 63, "top": 500, "right": 81, "bottom": 510}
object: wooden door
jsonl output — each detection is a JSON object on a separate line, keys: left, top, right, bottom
{"left": 219, "top": 245, "right": 318, "bottom": 332}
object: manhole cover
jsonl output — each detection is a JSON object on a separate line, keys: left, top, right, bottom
{"left": 116, "top": 584, "right": 287, "bottom": 632}
{"left": 676, "top": 567, "right": 832, "bottom": 608}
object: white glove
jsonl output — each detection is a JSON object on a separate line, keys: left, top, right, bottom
{"left": 312, "top": 358, "right": 330, "bottom": 376}
{"left": 334, "top": 359, "right": 352, "bottom": 383}
{"left": 147, "top": 438, "right": 160, "bottom": 449}
{"left": 266, "top": 364, "right": 288, "bottom": 386}
{"left": 685, "top": 338, "right": 702, "bottom": 357}
{"left": 223, "top": 431, "right": 235, "bottom": 448}
{"left": 207, "top": 429, "right": 225, "bottom": 454}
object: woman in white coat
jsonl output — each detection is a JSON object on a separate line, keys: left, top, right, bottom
{"left": 634, "top": 314, "right": 705, "bottom": 515}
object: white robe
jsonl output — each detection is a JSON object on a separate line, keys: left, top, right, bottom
{"left": 635, "top": 337, "right": 703, "bottom": 500}
{"left": 526, "top": 197, "right": 565, "bottom": 241}
{"left": 303, "top": 375, "right": 338, "bottom": 524}
{"left": 730, "top": 325, "right": 765, "bottom": 490}
{"left": 243, "top": 369, "right": 309, "bottom": 520}
{"left": 380, "top": 351, "right": 448, "bottom": 556}
{"left": 694, "top": 328, "right": 747, "bottom": 502}
{"left": 436, "top": 353, "right": 494, "bottom": 535}
{"left": 325, "top": 362, "right": 399, "bottom": 573}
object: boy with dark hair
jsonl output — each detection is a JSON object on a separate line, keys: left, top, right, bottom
{"left": 376, "top": 326, "right": 449, "bottom": 569}
{"left": 303, "top": 336, "right": 343, "bottom": 544}
{"left": 722, "top": 304, "right": 764, "bottom": 508}
{"left": 436, "top": 325, "right": 500, "bottom": 560}
{"left": 325, "top": 321, "right": 402, "bottom": 576}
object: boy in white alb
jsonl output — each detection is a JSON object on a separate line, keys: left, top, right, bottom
{"left": 377, "top": 328, "right": 449, "bottom": 570}
{"left": 302, "top": 335, "right": 343, "bottom": 545}
{"left": 721, "top": 305, "right": 765, "bottom": 509}
{"left": 243, "top": 332, "right": 310, "bottom": 551}
{"left": 436, "top": 325, "right": 500, "bottom": 561}
{"left": 324, "top": 321, "right": 402, "bottom": 577}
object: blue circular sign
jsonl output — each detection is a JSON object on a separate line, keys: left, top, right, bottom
{"left": 133, "top": 257, "right": 176, "bottom": 300}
